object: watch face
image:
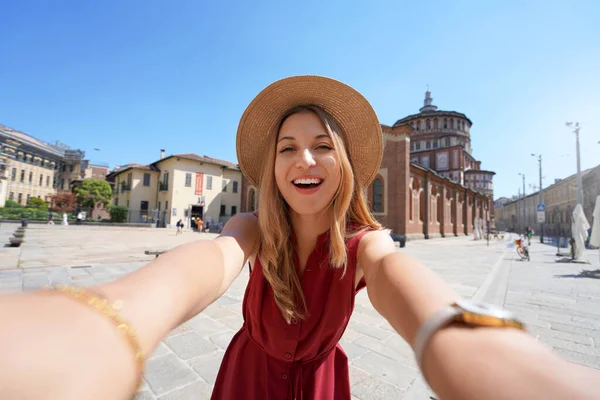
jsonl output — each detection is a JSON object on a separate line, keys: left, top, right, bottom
{"left": 456, "top": 299, "right": 516, "bottom": 320}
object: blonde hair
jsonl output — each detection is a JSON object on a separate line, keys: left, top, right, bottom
{"left": 257, "top": 105, "right": 382, "bottom": 323}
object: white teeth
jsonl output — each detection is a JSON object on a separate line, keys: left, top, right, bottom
{"left": 293, "top": 178, "right": 322, "bottom": 185}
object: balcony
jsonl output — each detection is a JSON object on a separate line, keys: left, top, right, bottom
{"left": 120, "top": 183, "right": 131, "bottom": 192}
{"left": 159, "top": 181, "right": 169, "bottom": 191}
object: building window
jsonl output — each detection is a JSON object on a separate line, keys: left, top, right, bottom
{"left": 185, "top": 173, "right": 192, "bottom": 187}
{"left": 206, "top": 176, "right": 213, "bottom": 190}
{"left": 11, "top": 168, "right": 16, "bottom": 181}
{"left": 433, "top": 141, "right": 438, "bottom": 149}
{"left": 127, "top": 200, "right": 130, "bottom": 208}
{"left": 443, "top": 118, "right": 448, "bottom": 129}
{"left": 222, "top": 180, "right": 228, "bottom": 192}
{"left": 231, "top": 205, "right": 237, "bottom": 215}
{"left": 39, "top": 174, "right": 43, "bottom": 186}
{"left": 26, "top": 194, "right": 30, "bottom": 205}
{"left": 28, "top": 171, "right": 33, "bottom": 184}
{"left": 8, "top": 192, "right": 13, "bottom": 201}
{"left": 410, "top": 142, "right": 414, "bottom": 151}
{"left": 18, "top": 193, "right": 22, "bottom": 204}
{"left": 143, "top": 173, "right": 151, "bottom": 187}
{"left": 233, "top": 181, "right": 238, "bottom": 193}
{"left": 415, "top": 142, "right": 421, "bottom": 150}
{"left": 46, "top": 176, "right": 50, "bottom": 187}
{"left": 62, "top": 165, "right": 66, "bottom": 172}
{"left": 115, "top": 197, "right": 119, "bottom": 206}
{"left": 69, "top": 165, "right": 74, "bottom": 172}
{"left": 372, "top": 178, "right": 383, "bottom": 213}
{"left": 426, "top": 141, "right": 431, "bottom": 149}
{"left": 445, "top": 138, "right": 451, "bottom": 147}
{"left": 426, "top": 119, "right": 431, "bottom": 130}
{"left": 20, "top": 169, "right": 25, "bottom": 182}
{"left": 220, "top": 205, "right": 226, "bottom": 216}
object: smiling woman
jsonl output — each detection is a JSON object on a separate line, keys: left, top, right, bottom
{"left": 0, "top": 76, "right": 598, "bottom": 400}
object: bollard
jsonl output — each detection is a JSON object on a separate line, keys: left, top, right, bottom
{"left": 21, "top": 218, "right": 28, "bottom": 228}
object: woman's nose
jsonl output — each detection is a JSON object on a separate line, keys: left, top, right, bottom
{"left": 295, "top": 148, "right": 317, "bottom": 169}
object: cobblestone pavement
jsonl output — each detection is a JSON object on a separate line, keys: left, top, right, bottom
{"left": 0, "top": 225, "right": 599, "bottom": 399}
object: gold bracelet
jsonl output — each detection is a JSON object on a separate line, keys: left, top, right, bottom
{"left": 50, "top": 285, "right": 145, "bottom": 391}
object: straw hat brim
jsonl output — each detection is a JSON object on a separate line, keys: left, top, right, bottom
{"left": 236, "top": 75, "right": 383, "bottom": 189}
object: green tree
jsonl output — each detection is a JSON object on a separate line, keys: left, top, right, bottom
{"left": 27, "top": 197, "right": 48, "bottom": 209}
{"left": 75, "top": 179, "right": 113, "bottom": 208}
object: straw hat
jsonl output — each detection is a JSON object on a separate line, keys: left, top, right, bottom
{"left": 236, "top": 75, "right": 383, "bottom": 189}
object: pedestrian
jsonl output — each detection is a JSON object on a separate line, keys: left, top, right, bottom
{"left": 526, "top": 226, "right": 534, "bottom": 246}
{"left": 61, "top": 212, "right": 68, "bottom": 226}
{"left": 76, "top": 211, "right": 84, "bottom": 225}
{"left": 47, "top": 211, "right": 54, "bottom": 226}
{"left": 0, "top": 76, "right": 598, "bottom": 400}
{"left": 176, "top": 219, "right": 183, "bottom": 236}
{"left": 196, "top": 217, "right": 203, "bottom": 233}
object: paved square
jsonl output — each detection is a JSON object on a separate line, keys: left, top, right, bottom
{"left": 1, "top": 223, "right": 599, "bottom": 399}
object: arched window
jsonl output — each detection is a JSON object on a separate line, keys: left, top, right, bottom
{"left": 372, "top": 178, "right": 383, "bottom": 212}
{"left": 443, "top": 118, "right": 448, "bottom": 129}
{"left": 426, "top": 119, "right": 431, "bottom": 130}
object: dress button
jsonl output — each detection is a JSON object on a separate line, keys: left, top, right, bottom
{"left": 282, "top": 373, "right": 288, "bottom": 380}
{"left": 285, "top": 352, "right": 291, "bottom": 359}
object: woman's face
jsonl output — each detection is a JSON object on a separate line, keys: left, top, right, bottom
{"left": 274, "top": 111, "right": 341, "bottom": 216}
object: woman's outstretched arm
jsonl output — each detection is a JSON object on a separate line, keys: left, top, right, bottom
{"left": 358, "top": 230, "right": 599, "bottom": 400}
{"left": 0, "top": 213, "right": 259, "bottom": 400}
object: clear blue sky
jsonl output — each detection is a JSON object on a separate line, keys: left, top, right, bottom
{"left": 1, "top": 0, "right": 598, "bottom": 199}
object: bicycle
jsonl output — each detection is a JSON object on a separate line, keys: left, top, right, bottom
{"left": 514, "top": 236, "right": 530, "bottom": 261}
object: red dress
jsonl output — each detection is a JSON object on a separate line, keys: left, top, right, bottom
{"left": 211, "top": 228, "right": 370, "bottom": 400}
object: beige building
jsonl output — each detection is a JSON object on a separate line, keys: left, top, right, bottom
{"left": 0, "top": 124, "right": 88, "bottom": 207}
{"left": 109, "top": 152, "right": 242, "bottom": 228}
{"left": 495, "top": 163, "right": 600, "bottom": 236}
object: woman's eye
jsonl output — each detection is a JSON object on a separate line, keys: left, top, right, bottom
{"left": 278, "top": 147, "right": 293, "bottom": 153}
{"left": 316, "top": 145, "right": 332, "bottom": 151}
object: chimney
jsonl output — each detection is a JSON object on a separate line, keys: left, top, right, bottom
{"left": 160, "top": 149, "right": 165, "bottom": 159}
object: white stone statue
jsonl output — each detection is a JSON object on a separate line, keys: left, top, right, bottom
{"left": 589, "top": 195, "right": 600, "bottom": 249}
{"left": 62, "top": 213, "right": 69, "bottom": 226}
{"left": 478, "top": 218, "right": 485, "bottom": 239}
{"left": 571, "top": 204, "right": 590, "bottom": 260}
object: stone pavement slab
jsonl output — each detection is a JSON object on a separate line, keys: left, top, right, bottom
{"left": 1, "top": 228, "right": 599, "bottom": 399}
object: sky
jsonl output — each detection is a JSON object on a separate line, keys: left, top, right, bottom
{"left": 1, "top": 0, "right": 599, "bottom": 200}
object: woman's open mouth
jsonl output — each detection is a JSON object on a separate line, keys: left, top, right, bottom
{"left": 292, "top": 177, "right": 323, "bottom": 194}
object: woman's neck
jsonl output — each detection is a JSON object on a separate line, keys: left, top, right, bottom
{"left": 289, "top": 209, "right": 331, "bottom": 249}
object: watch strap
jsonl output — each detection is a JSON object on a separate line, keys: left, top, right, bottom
{"left": 414, "top": 305, "right": 462, "bottom": 375}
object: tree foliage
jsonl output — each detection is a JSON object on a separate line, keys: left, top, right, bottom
{"left": 27, "top": 197, "right": 47, "bottom": 209}
{"left": 50, "top": 192, "right": 77, "bottom": 212}
{"left": 75, "top": 179, "right": 113, "bottom": 208}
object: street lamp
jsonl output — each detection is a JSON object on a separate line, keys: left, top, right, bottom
{"left": 565, "top": 122, "right": 583, "bottom": 207}
{"left": 531, "top": 153, "right": 544, "bottom": 242}
{"left": 518, "top": 173, "right": 526, "bottom": 231}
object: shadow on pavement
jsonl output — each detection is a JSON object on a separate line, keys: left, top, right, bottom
{"left": 554, "top": 269, "right": 600, "bottom": 279}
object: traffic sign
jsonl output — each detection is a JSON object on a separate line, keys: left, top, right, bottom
{"left": 537, "top": 204, "right": 546, "bottom": 212}
{"left": 537, "top": 211, "right": 546, "bottom": 224}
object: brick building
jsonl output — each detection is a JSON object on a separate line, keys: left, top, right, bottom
{"left": 241, "top": 92, "right": 493, "bottom": 240}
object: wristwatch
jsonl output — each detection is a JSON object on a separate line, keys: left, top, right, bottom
{"left": 414, "top": 299, "right": 526, "bottom": 375}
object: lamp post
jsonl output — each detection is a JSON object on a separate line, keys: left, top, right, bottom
{"left": 518, "top": 173, "right": 526, "bottom": 232}
{"left": 531, "top": 153, "right": 544, "bottom": 242}
{"left": 565, "top": 122, "right": 583, "bottom": 207}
